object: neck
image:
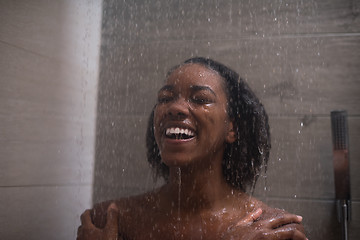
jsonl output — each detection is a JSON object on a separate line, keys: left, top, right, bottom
{"left": 165, "top": 153, "right": 241, "bottom": 212}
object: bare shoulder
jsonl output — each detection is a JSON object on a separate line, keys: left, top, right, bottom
{"left": 249, "top": 197, "right": 299, "bottom": 220}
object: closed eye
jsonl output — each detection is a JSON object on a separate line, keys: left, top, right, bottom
{"left": 190, "top": 85, "right": 216, "bottom": 104}
{"left": 157, "top": 95, "right": 173, "bottom": 103}
{"left": 191, "top": 97, "right": 213, "bottom": 104}
{"left": 157, "top": 85, "right": 174, "bottom": 104}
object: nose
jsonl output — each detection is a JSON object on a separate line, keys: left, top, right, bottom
{"left": 167, "top": 97, "right": 189, "bottom": 119}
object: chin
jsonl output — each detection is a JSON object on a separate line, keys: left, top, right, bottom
{"left": 161, "top": 154, "right": 195, "bottom": 168}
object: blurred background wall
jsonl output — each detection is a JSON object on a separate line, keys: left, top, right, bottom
{"left": 0, "top": 0, "right": 102, "bottom": 239}
{"left": 94, "top": 0, "right": 360, "bottom": 239}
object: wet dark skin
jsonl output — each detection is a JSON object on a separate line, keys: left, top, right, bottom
{"left": 77, "top": 64, "right": 307, "bottom": 240}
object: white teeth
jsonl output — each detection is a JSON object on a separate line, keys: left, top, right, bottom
{"left": 165, "top": 127, "right": 195, "bottom": 137}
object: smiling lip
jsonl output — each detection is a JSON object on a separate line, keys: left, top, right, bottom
{"left": 166, "top": 127, "right": 195, "bottom": 137}
{"left": 162, "top": 123, "right": 196, "bottom": 142}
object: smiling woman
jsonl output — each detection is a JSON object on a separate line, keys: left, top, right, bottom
{"left": 77, "top": 57, "right": 308, "bottom": 240}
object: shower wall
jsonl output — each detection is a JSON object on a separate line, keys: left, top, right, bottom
{"left": 0, "top": 0, "right": 102, "bottom": 239}
{"left": 94, "top": 0, "right": 360, "bottom": 239}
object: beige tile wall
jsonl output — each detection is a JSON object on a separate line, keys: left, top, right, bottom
{"left": 0, "top": 0, "right": 102, "bottom": 239}
{"left": 94, "top": 0, "right": 360, "bottom": 239}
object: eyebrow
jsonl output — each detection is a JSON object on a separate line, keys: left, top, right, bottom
{"left": 158, "top": 84, "right": 216, "bottom": 97}
{"left": 190, "top": 85, "right": 217, "bottom": 96}
{"left": 158, "top": 85, "right": 174, "bottom": 93}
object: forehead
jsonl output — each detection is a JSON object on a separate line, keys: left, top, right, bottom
{"left": 165, "top": 63, "right": 225, "bottom": 92}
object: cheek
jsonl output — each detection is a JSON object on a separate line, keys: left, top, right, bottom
{"left": 205, "top": 110, "right": 231, "bottom": 137}
{"left": 201, "top": 105, "right": 229, "bottom": 124}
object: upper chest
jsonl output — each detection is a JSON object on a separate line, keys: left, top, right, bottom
{"left": 119, "top": 207, "right": 241, "bottom": 240}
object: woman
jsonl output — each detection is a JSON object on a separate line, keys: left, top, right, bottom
{"left": 77, "top": 57, "right": 307, "bottom": 240}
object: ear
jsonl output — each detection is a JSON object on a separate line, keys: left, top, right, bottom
{"left": 225, "top": 120, "right": 236, "bottom": 144}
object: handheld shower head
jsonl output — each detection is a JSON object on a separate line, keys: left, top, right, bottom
{"left": 330, "top": 110, "right": 351, "bottom": 240}
{"left": 331, "top": 110, "right": 351, "bottom": 201}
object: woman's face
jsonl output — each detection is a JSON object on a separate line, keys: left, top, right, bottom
{"left": 154, "top": 63, "right": 235, "bottom": 168}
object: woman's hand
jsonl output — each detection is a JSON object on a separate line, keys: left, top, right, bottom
{"left": 220, "top": 208, "right": 307, "bottom": 240}
{"left": 76, "top": 203, "right": 120, "bottom": 240}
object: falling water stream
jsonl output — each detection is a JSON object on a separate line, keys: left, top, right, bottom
{"left": 177, "top": 167, "right": 182, "bottom": 222}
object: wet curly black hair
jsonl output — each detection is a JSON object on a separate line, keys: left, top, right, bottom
{"left": 146, "top": 57, "right": 271, "bottom": 192}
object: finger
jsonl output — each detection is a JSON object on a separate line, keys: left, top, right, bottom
{"left": 267, "top": 213, "right": 302, "bottom": 229}
{"left": 271, "top": 226, "right": 308, "bottom": 240}
{"left": 104, "top": 203, "right": 119, "bottom": 237}
{"left": 291, "top": 221, "right": 305, "bottom": 234}
{"left": 80, "top": 210, "right": 94, "bottom": 227}
{"left": 236, "top": 208, "right": 263, "bottom": 226}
